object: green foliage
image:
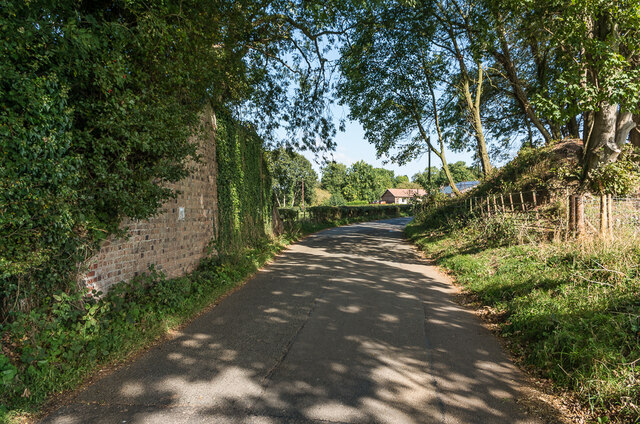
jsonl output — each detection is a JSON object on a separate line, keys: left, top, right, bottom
{"left": 407, "top": 216, "right": 640, "bottom": 422}
{"left": 321, "top": 161, "right": 400, "bottom": 203}
{"left": 321, "top": 162, "right": 348, "bottom": 195}
{"left": 327, "top": 192, "right": 347, "bottom": 206}
{"left": 0, "top": 0, "right": 350, "bottom": 321}
{"left": 215, "top": 111, "right": 273, "bottom": 254}
{"left": 588, "top": 145, "right": 640, "bottom": 195}
{"left": 342, "top": 161, "right": 387, "bottom": 202}
{"left": 336, "top": 3, "right": 440, "bottom": 164}
{"left": 413, "top": 161, "right": 480, "bottom": 189}
{"left": 277, "top": 208, "right": 299, "bottom": 232}
{"left": 470, "top": 141, "right": 582, "bottom": 197}
{"left": 309, "top": 204, "right": 411, "bottom": 223}
{"left": 1, "top": 0, "right": 228, "bottom": 318}
{"left": 0, "top": 238, "right": 288, "bottom": 419}
{"left": 393, "top": 175, "right": 422, "bottom": 189}
{"left": 313, "top": 187, "right": 331, "bottom": 206}
{"left": 277, "top": 208, "right": 299, "bottom": 221}
{"left": 513, "top": 0, "right": 640, "bottom": 119}
{"left": 266, "top": 148, "right": 318, "bottom": 207}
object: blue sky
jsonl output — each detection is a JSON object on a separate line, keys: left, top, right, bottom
{"left": 301, "top": 105, "right": 476, "bottom": 180}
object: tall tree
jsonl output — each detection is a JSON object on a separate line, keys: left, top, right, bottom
{"left": 337, "top": 1, "right": 462, "bottom": 194}
{"left": 498, "top": 0, "right": 640, "bottom": 183}
{"left": 342, "top": 161, "right": 379, "bottom": 202}
{"left": 433, "top": 0, "right": 493, "bottom": 175}
{"left": 321, "top": 162, "right": 348, "bottom": 195}
{"left": 266, "top": 148, "right": 318, "bottom": 207}
{"left": 374, "top": 168, "right": 396, "bottom": 192}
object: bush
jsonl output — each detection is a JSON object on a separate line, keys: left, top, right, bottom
{"left": 327, "top": 192, "right": 347, "bottom": 206}
{"left": 308, "top": 204, "right": 411, "bottom": 223}
{"left": 278, "top": 208, "right": 299, "bottom": 222}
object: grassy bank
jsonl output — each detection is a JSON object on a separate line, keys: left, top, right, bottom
{"left": 406, "top": 216, "right": 640, "bottom": 423}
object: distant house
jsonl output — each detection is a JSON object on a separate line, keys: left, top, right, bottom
{"left": 440, "top": 180, "right": 480, "bottom": 196}
{"left": 380, "top": 188, "right": 428, "bottom": 204}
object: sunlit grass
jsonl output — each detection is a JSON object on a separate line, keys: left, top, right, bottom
{"left": 407, "top": 218, "right": 640, "bottom": 423}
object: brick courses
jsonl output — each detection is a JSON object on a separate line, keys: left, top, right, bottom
{"left": 84, "top": 108, "right": 219, "bottom": 293}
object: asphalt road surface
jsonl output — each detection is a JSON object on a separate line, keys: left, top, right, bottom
{"left": 43, "top": 218, "right": 541, "bottom": 424}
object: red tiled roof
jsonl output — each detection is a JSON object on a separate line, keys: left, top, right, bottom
{"left": 384, "top": 188, "right": 428, "bottom": 197}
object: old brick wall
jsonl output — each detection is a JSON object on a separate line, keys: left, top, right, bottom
{"left": 84, "top": 107, "right": 218, "bottom": 293}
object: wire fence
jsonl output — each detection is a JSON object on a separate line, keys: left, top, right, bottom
{"left": 581, "top": 196, "right": 640, "bottom": 237}
{"left": 420, "top": 190, "right": 640, "bottom": 241}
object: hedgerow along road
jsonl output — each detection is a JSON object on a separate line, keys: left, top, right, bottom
{"left": 43, "top": 217, "right": 544, "bottom": 424}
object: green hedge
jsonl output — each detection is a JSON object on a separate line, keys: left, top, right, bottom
{"left": 277, "top": 208, "right": 299, "bottom": 222}
{"left": 308, "top": 204, "right": 412, "bottom": 223}
{"left": 0, "top": 1, "right": 218, "bottom": 321}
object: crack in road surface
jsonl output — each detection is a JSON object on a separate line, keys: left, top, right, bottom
{"left": 42, "top": 218, "right": 542, "bottom": 424}
{"left": 262, "top": 296, "right": 320, "bottom": 387}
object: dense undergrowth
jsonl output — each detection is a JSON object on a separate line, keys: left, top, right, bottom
{"left": 407, "top": 213, "right": 640, "bottom": 423}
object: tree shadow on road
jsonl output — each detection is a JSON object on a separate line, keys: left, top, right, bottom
{"left": 42, "top": 218, "right": 557, "bottom": 424}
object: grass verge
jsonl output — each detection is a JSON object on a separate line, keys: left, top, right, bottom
{"left": 406, "top": 217, "right": 640, "bottom": 423}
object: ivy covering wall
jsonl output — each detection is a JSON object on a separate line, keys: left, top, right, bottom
{"left": 215, "top": 111, "right": 273, "bottom": 254}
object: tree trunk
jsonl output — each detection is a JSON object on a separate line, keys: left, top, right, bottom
{"left": 582, "top": 103, "right": 636, "bottom": 179}
{"left": 439, "top": 154, "right": 458, "bottom": 196}
{"left": 436, "top": 7, "right": 492, "bottom": 176}
{"left": 550, "top": 124, "right": 563, "bottom": 141}
{"left": 584, "top": 102, "right": 617, "bottom": 177}
{"left": 583, "top": 110, "right": 594, "bottom": 148}
{"left": 272, "top": 206, "right": 284, "bottom": 236}
{"left": 629, "top": 114, "right": 640, "bottom": 149}
{"left": 492, "top": 23, "right": 553, "bottom": 144}
{"left": 615, "top": 111, "right": 635, "bottom": 150}
{"left": 414, "top": 115, "right": 461, "bottom": 196}
{"left": 568, "top": 115, "right": 580, "bottom": 139}
{"left": 461, "top": 66, "right": 492, "bottom": 176}
{"left": 414, "top": 64, "right": 461, "bottom": 196}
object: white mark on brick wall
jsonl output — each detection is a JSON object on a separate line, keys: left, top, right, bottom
{"left": 178, "top": 207, "right": 185, "bottom": 220}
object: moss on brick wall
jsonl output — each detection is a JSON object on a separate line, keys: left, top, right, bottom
{"left": 215, "top": 111, "right": 273, "bottom": 254}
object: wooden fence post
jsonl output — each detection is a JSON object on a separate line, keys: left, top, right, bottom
{"left": 519, "top": 192, "right": 525, "bottom": 212}
{"left": 568, "top": 194, "right": 575, "bottom": 234}
{"left": 532, "top": 191, "right": 539, "bottom": 220}
{"left": 576, "top": 195, "right": 585, "bottom": 237}
{"left": 564, "top": 189, "right": 571, "bottom": 232}
{"left": 608, "top": 194, "right": 613, "bottom": 238}
{"left": 599, "top": 194, "right": 607, "bottom": 239}
{"left": 500, "top": 194, "right": 505, "bottom": 212}
{"left": 509, "top": 193, "right": 514, "bottom": 212}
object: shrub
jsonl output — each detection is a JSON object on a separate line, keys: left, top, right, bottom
{"left": 308, "top": 204, "right": 411, "bottom": 223}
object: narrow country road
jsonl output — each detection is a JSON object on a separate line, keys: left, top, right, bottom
{"left": 43, "top": 218, "right": 542, "bottom": 424}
